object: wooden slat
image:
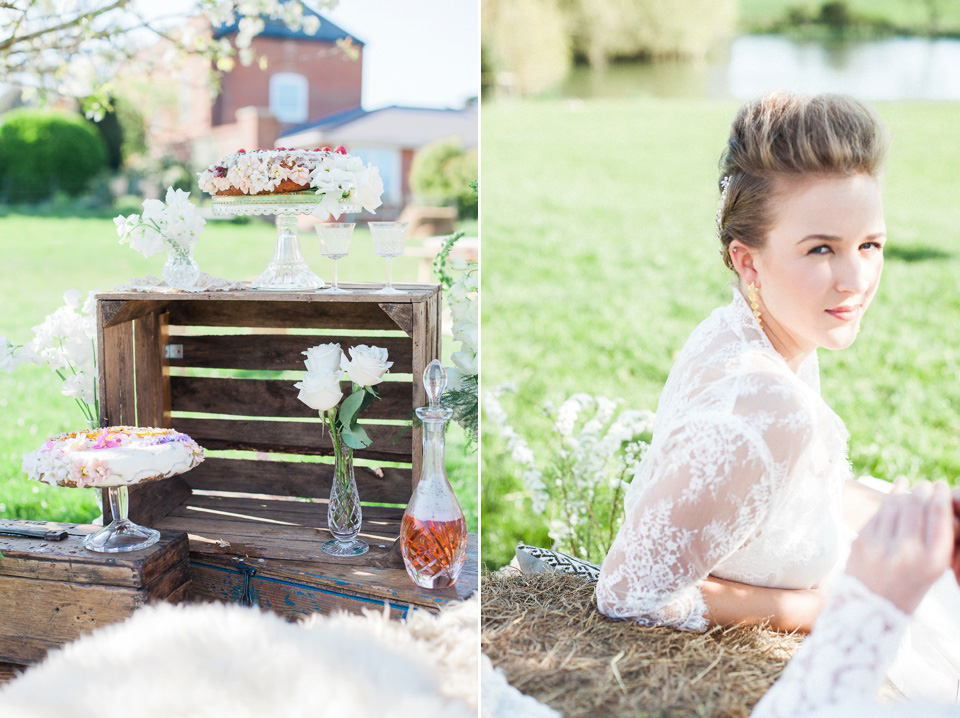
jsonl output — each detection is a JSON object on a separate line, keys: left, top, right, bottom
{"left": 169, "top": 493, "right": 406, "bottom": 521}
{"left": 126, "top": 476, "right": 193, "bottom": 527}
{"left": 168, "top": 334, "right": 413, "bottom": 373}
{"left": 0, "top": 524, "right": 186, "bottom": 588}
{"left": 134, "top": 311, "right": 166, "bottom": 427}
{"left": 173, "top": 417, "right": 412, "bottom": 462}
{"left": 170, "top": 376, "right": 414, "bottom": 421}
{"left": 189, "top": 562, "right": 409, "bottom": 619}
{"left": 181, "top": 457, "right": 413, "bottom": 503}
{"left": 98, "top": 286, "right": 439, "bottom": 304}
{"left": 101, "top": 299, "right": 170, "bottom": 328}
{"left": 0, "top": 579, "right": 147, "bottom": 664}
{"left": 0, "top": 662, "right": 24, "bottom": 685}
{"left": 98, "top": 304, "right": 136, "bottom": 426}
{"left": 378, "top": 302, "right": 414, "bottom": 335}
{"left": 166, "top": 301, "right": 400, "bottom": 330}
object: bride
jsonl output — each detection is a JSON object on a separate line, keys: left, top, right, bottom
{"left": 595, "top": 91, "right": 960, "bottom": 700}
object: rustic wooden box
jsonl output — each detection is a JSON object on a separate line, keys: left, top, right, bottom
{"left": 95, "top": 285, "right": 477, "bottom": 619}
{"left": 0, "top": 520, "right": 189, "bottom": 664}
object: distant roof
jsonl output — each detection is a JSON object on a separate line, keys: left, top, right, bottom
{"left": 278, "top": 104, "right": 478, "bottom": 149}
{"left": 213, "top": 2, "right": 363, "bottom": 45}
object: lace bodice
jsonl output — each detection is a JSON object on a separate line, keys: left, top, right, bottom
{"left": 596, "top": 289, "right": 851, "bottom": 630}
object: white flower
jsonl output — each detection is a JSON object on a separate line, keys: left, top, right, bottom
{"left": 341, "top": 345, "right": 393, "bottom": 387}
{"left": 1, "top": 337, "right": 23, "bottom": 372}
{"left": 62, "top": 372, "right": 95, "bottom": 404}
{"left": 294, "top": 371, "right": 344, "bottom": 411}
{"left": 354, "top": 166, "right": 384, "bottom": 212}
{"left": 451, "top": 348, "right": 477, "bottom": 376}
{"left": 302, "top": 343, "right": 343, "bottom": 375}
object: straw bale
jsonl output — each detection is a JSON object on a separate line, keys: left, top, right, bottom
{"left": 482, "top": 571, "right": 804, "bottom": 717}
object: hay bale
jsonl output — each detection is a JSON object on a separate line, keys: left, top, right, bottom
{"left": 482, "top": 572, "right": 803, "bottom": 717}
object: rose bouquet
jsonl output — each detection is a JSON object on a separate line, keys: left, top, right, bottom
{"left": 294, "top": 343, "right": 393, "bottom": 556}
{"left": 114, "top": 187, "right": 206, "bottom": 289}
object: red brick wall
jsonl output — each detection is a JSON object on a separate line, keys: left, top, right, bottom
{"left": 213, "top": 36, "right": 363, "bottom": 132}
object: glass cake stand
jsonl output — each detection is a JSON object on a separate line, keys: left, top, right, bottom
{"left": 212, "top": 193, "right": 362, "bottom": 291}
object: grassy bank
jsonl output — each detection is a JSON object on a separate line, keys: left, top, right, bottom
{"left": 738, "top": 0, "right": 960, "bottom": 37}
{"left": 0, "top": 211, "right": 478, "bottom": 531}
{"left": 481, "top": 97, "right": 960, "bottom": 569}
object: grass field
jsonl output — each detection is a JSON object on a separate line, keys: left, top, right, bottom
{"left": 0, "top": 209, "right": 478, "bottom": 531}
{"left": 481, "top": 98, "right": 960, "bottom": 569}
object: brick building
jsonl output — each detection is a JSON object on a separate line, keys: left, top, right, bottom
{"left": 144, "top": 8, "right": 476, "bottom": 215}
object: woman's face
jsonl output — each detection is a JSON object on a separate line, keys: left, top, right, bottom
{"left": 736, "top": 173, "right": 886, "bottom": 357}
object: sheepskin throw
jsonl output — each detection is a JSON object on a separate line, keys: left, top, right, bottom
{"left": 0, "top": 597, "right": 479, "bottom": 718}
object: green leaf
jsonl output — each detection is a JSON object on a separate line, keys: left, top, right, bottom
{"left": 340, "top": 424, "right": 371, "bottom": 450}
{"left": 338, "top": 387, "right": 366, "bottom": 430}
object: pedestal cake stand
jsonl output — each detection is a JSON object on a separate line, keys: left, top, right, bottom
{"left": 212, "top": 193, "right": 362, "bottom": 291}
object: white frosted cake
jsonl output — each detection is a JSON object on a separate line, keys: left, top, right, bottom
{"left": 22, "top": 426, "right": 204, "bottom": 489}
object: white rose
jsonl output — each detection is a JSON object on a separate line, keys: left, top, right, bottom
{"left": 302, "top": 343, "right": 343, "bottom": 375}
{"left": 341, "top": 345, "right": 393, "bottom": 387}
{"left": 451, "top": 348, "right": 477, "bottom": 376}
{"left": 294, "top": 371, "right": 344, "bottom": 411}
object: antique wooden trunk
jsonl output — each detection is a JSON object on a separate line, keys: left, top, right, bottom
{"left": 94, "top": 285, "right": 477, "bottom": 619}
{"left": 0, "top": 520, "right": 190, "bottom": 665}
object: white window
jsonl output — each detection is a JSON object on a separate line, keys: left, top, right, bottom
{"left": 350, "top": 146, "right": 402, "bottom": 205}
{"left": 269, "top": 73, "right": 308, "bottom": 123}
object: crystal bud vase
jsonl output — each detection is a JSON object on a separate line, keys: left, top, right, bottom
{"left": 162, "top": 241, "right": 200, "bottom": 290}
{"left": 322, "top": 438, "right": 368, "bottom": 556}
{"left": 401, "top": 361, "right": 468, "bottom": 589}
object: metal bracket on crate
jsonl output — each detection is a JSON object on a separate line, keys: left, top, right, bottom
{"left": 235, "top": 559, "right": 257, "bottom": 606}
{"left": 164, "top": 344, "right": 183, "bottom": 359}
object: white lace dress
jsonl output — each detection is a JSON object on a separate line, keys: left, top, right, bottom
{"left": 596, "top": 288, "right": 960, "bottom": 702}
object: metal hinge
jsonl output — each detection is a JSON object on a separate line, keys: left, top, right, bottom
{"left": 236, "top": 559, "right": 257, "bottom": 607}
{"left": 164, "top": 344, "right": 183, "bottom": 359}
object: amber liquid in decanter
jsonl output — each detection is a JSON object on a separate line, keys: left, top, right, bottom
{"left": 400, "top": 513, "right": 468, "bottom": 589}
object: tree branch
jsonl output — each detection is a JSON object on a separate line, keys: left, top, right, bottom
{"left": 0, "top": 0, "right": 130, "bottom": 53}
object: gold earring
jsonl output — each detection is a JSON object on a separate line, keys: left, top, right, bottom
{"left": 748, "top": 282, "right": 762, "bottom": 328}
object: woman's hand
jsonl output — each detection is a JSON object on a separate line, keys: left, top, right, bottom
{"left": 846, "top": 480, "right": 954, "bottom": 615}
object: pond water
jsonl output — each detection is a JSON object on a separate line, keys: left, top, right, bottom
{"left": 559, "top": 35, "right": 960, "bottom": 101}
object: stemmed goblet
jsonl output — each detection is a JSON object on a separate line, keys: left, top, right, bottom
{"left": 315, "top": 222, "right": 354, "bottom": 293}
{"left": 369, "top": 221, "right": 409, "bottom": 294}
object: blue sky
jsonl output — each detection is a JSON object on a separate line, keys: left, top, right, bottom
{"left": 139, "top": 0, "right": 479, "bottom": 110}
{"left": 324, "top": 0, "right": 479, "bottom": 109}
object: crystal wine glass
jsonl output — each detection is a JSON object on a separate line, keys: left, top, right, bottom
{"left": 369, "top": 221, "right": 409, "bottom": 294}
{"left": 315, "top": 222, "right": 354, "bottom": 293}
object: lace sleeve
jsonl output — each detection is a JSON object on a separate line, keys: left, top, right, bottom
{"left": 596, "top": 387, "right": 813, "bottom": 631}
{"left": 751, "top": 574, "right": 908, "bottom": 718}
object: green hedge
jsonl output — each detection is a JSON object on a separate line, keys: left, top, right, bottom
{"left": 410, "top": 138, "right": 479, "bottom": 218}
{"left": 0, "top": 109, "right": 108, "bottom": 203}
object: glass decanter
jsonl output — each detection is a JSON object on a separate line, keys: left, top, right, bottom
{"left": 400, "top": 360, "right": 468, "bottom": 589}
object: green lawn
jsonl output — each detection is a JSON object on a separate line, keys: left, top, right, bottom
{"left": 0, "top": 209, "right": 478, "bottom": 531}
{"left": 481, "top": 98, "right": 960, "bottom": 569}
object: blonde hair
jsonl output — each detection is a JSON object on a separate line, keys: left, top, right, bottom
{"left": 718, "top": 92, "right": 889, "bottom": 272}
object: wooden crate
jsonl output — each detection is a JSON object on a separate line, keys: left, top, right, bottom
{"left": 94, "top": 285, "right": 477, "bottom": 619}
{"left": 0, "top": 520, "right": 189, "bottom": 664}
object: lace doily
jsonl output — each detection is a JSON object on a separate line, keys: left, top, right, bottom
{"left": 114, "top": 273, "right": 248, "bottom": 293}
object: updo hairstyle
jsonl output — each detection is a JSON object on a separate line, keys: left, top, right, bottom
{"left": 717, "top": 92, "right": 889, "bottom": 272}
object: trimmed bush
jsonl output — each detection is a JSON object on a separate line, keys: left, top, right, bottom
{"left": 410, "top": 138, "right": 479, "bottom": 218}
{"left": 0, "top": 109, "right": 108, "bottom": 203}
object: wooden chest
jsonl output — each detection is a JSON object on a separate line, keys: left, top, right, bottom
{"left": 94, "top": 285, "right": 477, "bottom": 619}
{"left": 0, "top": 520, "right": 189, "bottom": 664}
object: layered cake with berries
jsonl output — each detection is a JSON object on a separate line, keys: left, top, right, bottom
{"left": 21, "top": 426, "right": 204, "bottom": 489}
{"left": 197, "top": 146, "right": 383, "bottom": 213}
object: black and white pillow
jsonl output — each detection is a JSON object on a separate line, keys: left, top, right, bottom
{"left": 515, "top": 543, "right": 601, "bottom": 582}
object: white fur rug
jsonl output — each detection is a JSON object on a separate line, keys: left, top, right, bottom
{"left": 1, "top": 598, "right": 479, "bottom": 718}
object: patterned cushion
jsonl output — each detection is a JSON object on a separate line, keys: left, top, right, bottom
{"left": 515, "top": 543, "right": 601, "bottom": 582}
